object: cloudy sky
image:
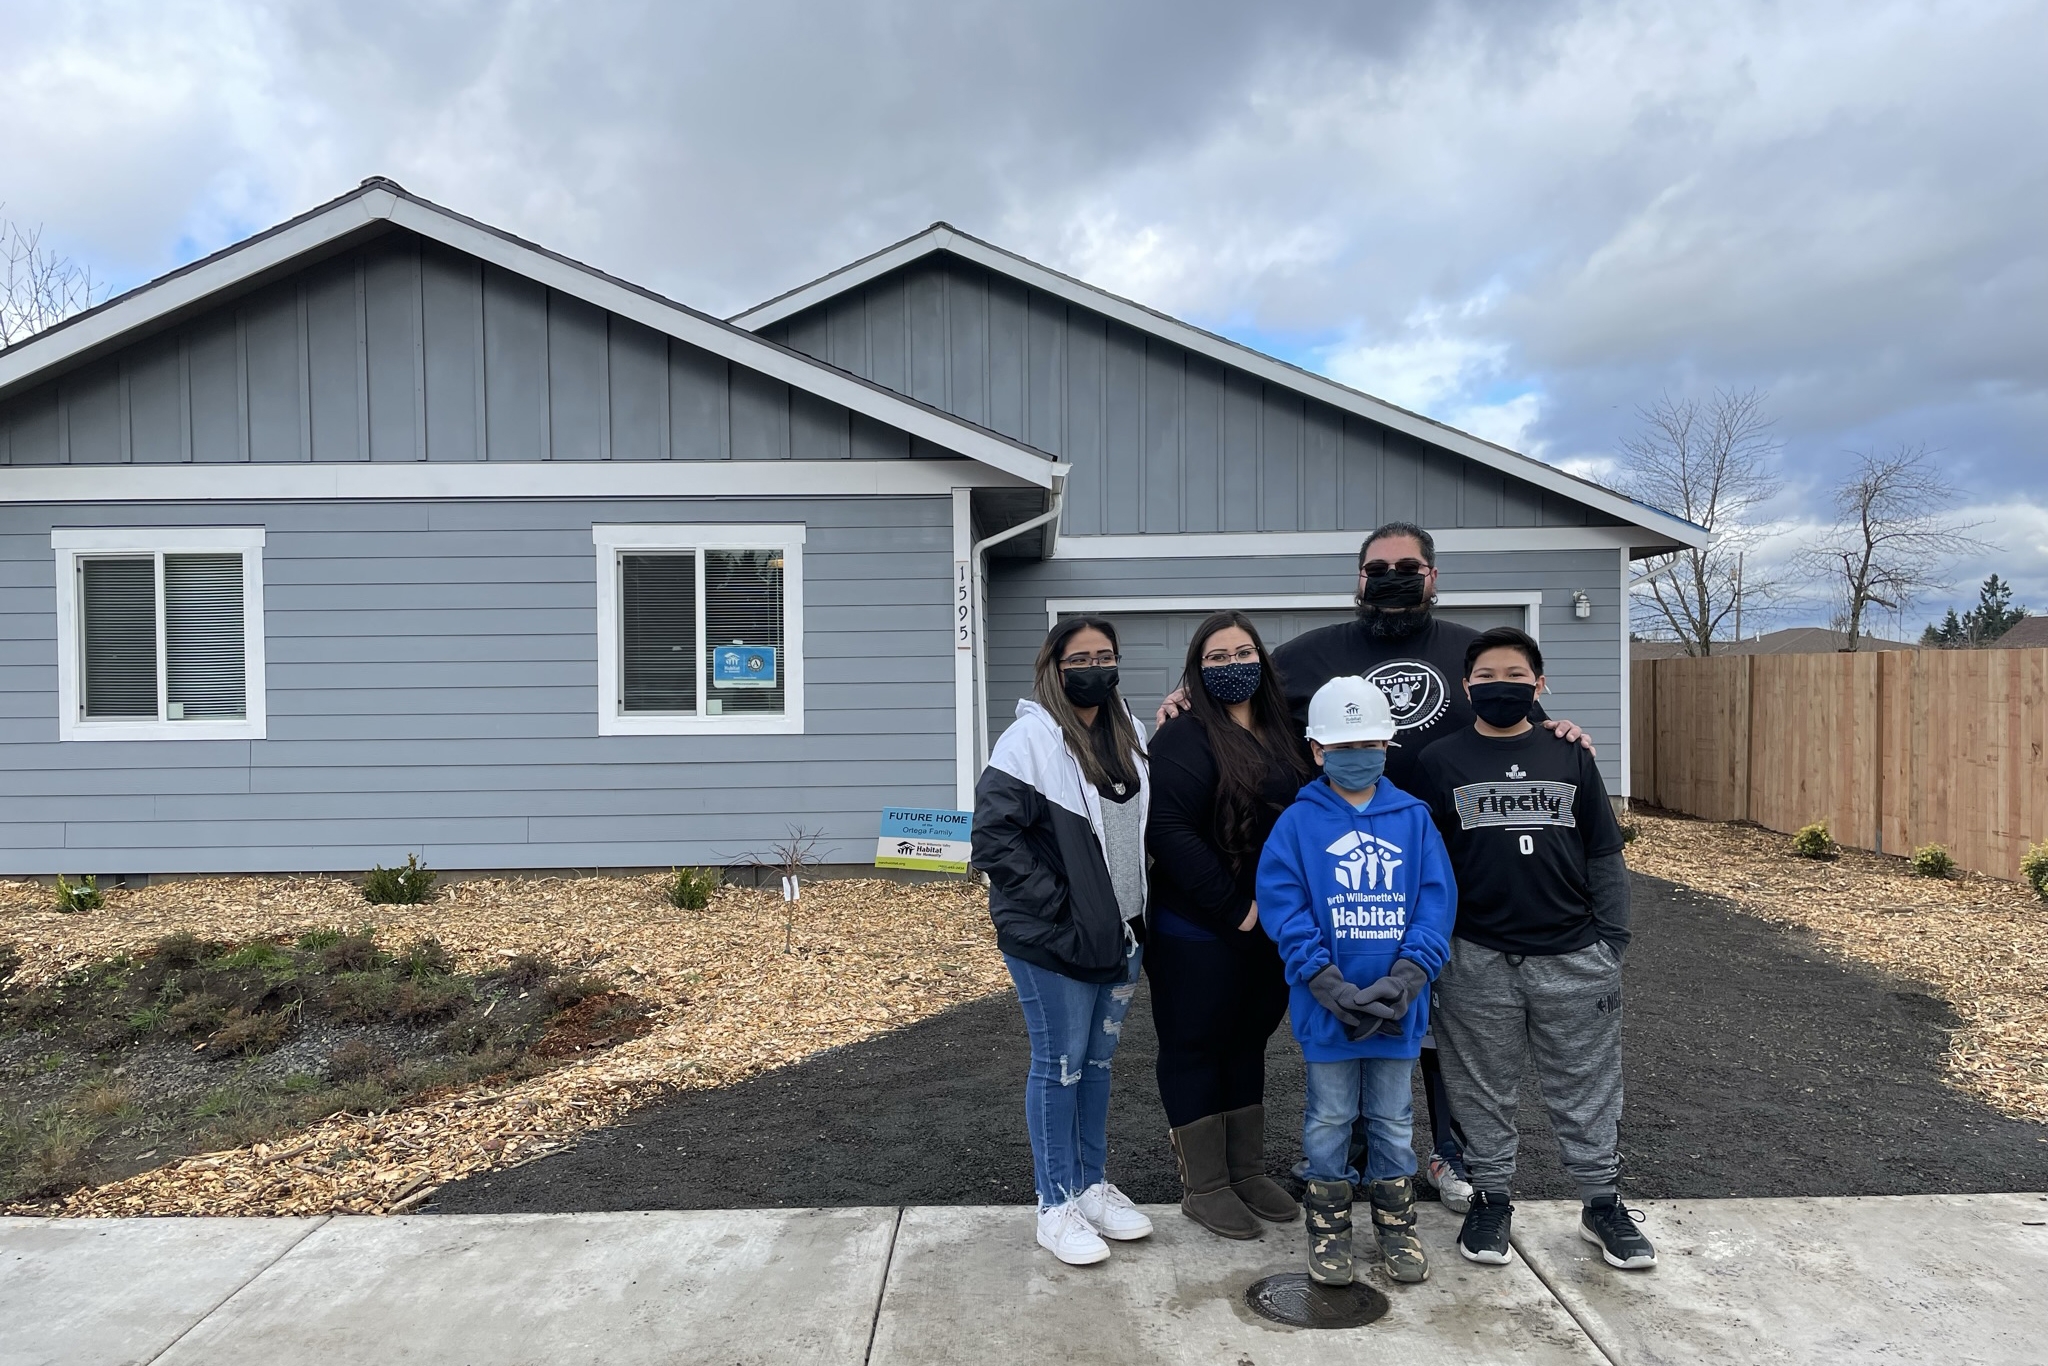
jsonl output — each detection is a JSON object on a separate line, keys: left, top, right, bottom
{"left": 6, "top": 0, "right": 2044, "bottom": 637}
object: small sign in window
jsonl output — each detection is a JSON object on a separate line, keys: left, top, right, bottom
{"left": 711, "top": 644, "right": 777, "bottom": 688}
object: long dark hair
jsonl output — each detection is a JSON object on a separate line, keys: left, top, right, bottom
{"left": 1177, "top": 612, "right": 1312, "bottom": 871}
{"left": 1033, "top": 617, "right": 1144, "bottom": 791}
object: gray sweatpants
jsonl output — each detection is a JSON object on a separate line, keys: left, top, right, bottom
{"left": 1433, "top": 937, "right": 1625, "bottom": 1201}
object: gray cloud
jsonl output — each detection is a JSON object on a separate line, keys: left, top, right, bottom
{"left": 3, "top": 0, "right": 2042, "bottom": 625}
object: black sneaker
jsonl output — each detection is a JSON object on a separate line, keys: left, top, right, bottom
{"left": 1457, "top": 1189, "right": 1514, "bottom": 1265}
{"left": 1580, "top": 1195, "right": 1656, "bottom": 1269}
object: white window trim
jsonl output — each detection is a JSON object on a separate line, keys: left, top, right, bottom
{"left": 50, "top": 526, "right": 268, "bottom": 742}
{"left": 592, "top": 523, "right": 806, "bottom": 736}
{"left": 1045, "top": 591, "right": 1543, "bottom": 640}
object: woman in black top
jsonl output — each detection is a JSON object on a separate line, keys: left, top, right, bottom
{"left": 1145, "top": 611, "right": 1314, "bottom": 1239}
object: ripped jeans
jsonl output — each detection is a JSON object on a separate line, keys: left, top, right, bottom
{"left": 1004, "top": 937, "right": 1143, "bottom": 1209}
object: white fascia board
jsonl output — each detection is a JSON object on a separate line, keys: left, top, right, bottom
{"left": 0, "top": 460, "right": 1032, "bottom": 504}
{"left": 0, "top": 195, "right": 387, "bottom": 395}
{"left": 733, "top": 227, "right": 1705, "bottom": 549}
{"left": 382, "top": 202, "right": 1054, "bottom": 491}
{"left": 1051, "top": 526, "right": 1652, "bottom": 560}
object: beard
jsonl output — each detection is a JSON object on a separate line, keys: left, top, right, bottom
{"left": 1354, "top": 592, "right": 1434, "bottom": 640}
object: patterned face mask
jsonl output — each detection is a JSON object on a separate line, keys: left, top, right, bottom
{"left": 1201, "top": 661, "right": 1263, "bottom": 704}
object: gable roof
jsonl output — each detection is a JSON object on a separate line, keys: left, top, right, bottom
{"left": 1994, "top": 615, "right": 2048, "bottom": 649}
{"left": 0, "top": 184, "right": 1058, "bottom": 489}
{"left": 733, "top": 222, "right": 1706, "bottom": 548}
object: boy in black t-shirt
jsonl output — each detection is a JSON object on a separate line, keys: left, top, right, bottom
{"left": 1413, "top": 627, "right": 1657, "bottom": 1272}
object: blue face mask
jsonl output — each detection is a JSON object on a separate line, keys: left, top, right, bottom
{"left": 1320, "top": 745, "right": 1387, "bottom": 794}
{"left": 1200, "top": 660, "right": 1263, "bottom": 704}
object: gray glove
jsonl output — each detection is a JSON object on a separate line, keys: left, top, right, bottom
{"left": 1357, "top": 958, "right": 1429, "bottom": 1021}
{"left": 1308, "top": 965, "right": 1363, "bottom": 1029}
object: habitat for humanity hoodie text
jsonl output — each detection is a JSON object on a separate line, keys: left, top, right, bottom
{"left": 1256, "top": 777, "right": 1456, "bottom": 1062}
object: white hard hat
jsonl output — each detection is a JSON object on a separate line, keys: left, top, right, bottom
{"left": 1306, "top": 675, "right": 1396, "bottom": 744}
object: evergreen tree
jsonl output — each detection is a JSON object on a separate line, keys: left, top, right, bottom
{"left": 1962, "top": 574, "right": 2027, "bottom": 643}
{"left": 1922, "top": 609, "right": 1966, "bottom": 647}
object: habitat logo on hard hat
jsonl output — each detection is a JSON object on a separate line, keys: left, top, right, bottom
{"left": 1306, "top": 675, "right": 1396, "bottom": 744}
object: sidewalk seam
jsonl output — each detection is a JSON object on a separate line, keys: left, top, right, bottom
{"left": 861, "top": 1206, "right": 906, "bottom": 1366}
{"left": 1509, "top": 1231, "right": 1629, "bottom": 1366}
{"left": 139, "top": 1217, "right": 330, "bottom": 1366}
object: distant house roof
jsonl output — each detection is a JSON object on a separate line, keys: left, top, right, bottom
{"left": 1631, "top": 627, "right": 1919, "bottom": 660}
{"left": 733, "top": 222, "right": 1708, "bottom": 552}
{"left": 1994, "top": 615, "right": 2048, "bottom": 649}
{"left": 0, "top": 181, "right": 1060, "bottom": 489}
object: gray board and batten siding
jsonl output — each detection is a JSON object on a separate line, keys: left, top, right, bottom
{"left": 0, "top": 496, "right": 956, "bottom": 875}
{"left": 983, "top": 549, "right": 1629, "bottom": 793}
{"left": 0, "top": 229, "right": 969, "bottom": 470}
{"left": 759, "top": 251, "right": 1628, "bottom": 538}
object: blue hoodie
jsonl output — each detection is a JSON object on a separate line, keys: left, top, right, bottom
{"left": 1256, "top": 776, "right": 1457, "bottom": 1062}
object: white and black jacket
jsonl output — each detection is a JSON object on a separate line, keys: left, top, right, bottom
{"left": 972, "top": 698, "right": 1151, "bottom": 984}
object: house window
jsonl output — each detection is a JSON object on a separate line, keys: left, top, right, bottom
{"left": 52, "top": 528, "right": 268, "bottom": 741}
{"left": 593, "top": 525, "right": 805, "bottom": 736}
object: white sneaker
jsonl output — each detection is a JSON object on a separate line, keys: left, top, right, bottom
{"left": 1036, "top": 1200, "right": 1111, "bottom": 1265}
{"left": 1076, "top": 1181, "right": 1154, "bottom": 1241}
{"left": 1427, "top": 1154, "right": 1474, "bottom": 1214}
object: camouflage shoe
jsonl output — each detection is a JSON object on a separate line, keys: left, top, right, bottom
{"left": 1368, "top": 1175, "right": 1430, "bottom": 1284}
{"left": 1302, "top": 1178, "right": 1354, "bottom": 1285}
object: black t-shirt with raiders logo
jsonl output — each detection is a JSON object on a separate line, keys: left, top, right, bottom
{"left": 1270, "top": 615, "right": 1547, "bottom": 791}
{"left": 1412, "top": 725, "right": 1625, "bottom": 955}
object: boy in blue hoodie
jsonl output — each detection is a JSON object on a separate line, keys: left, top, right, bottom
{"left": 1258, "top": 675, "right": 1456, "bottom": 1286}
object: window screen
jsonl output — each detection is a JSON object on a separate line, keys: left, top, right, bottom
{"left": 164, "top": 554, "right": 247, "bottom": 719}
{"left": 81, "top": 557, "right": 158, "bottom": 719}
{"left": 621, "top": 553, "right": 698, "bottom": 713}
{"left": 704, "top": 549, "right": 785, "bottom": 716}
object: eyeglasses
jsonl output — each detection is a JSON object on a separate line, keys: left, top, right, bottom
{"left": 1059, "top": 650, "right": 1120, "bottom": 669}
{"left": 1361, "top": 557, "right": 1430, "bottom": 578}
{"left": 1200, "top": 646, "right": 1261, "bottom": 666}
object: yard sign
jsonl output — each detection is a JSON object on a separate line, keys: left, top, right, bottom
{"left": 876, "top": 807, "right": 972, "bottom": 873}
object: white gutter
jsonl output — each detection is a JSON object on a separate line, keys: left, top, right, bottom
{"left": 969, "top": 483, "right": 1065, "bottom": 771}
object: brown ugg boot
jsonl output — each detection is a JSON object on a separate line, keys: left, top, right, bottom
{"left": 1220, "top": 1104, "right": 1299, "bottom": 1223}
{"left": 1169, "top": 1113, "right": 1262, "bottom": 1240}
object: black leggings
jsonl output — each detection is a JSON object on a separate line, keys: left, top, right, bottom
{"left": 1145, "top": 927, "right": 1292, "bottom": 1129}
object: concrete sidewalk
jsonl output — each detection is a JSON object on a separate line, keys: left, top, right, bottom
{"left": 4, "top": 1194, "right": 2045, "bottom": 1365}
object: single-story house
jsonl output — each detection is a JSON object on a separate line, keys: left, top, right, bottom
{"left": 0, "top": 183, "right": 1706, "bottom": 875}
{"left": 1630, "top": 627, "right": 1920, "bottom": 660}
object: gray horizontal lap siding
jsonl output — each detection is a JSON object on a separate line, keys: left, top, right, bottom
{"left": 0, "top": 230, "right": 951, "bottom": 468}
{"left": 766, "top": 253, "right": 1623, "bottom": 537}
{"left": 0, "top": 496, "right": 955, "bottom": 874}
{"left": 984, "top": 549, "right": 1625, "bottom": 791}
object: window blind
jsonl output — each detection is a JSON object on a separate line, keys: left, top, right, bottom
{"left": 81, "top": 557, "right": 159, "bottom": 719}
{"left": 621, "top": 553, "right": 698, "bottom": 713}
{"left": 164, "top": 554, "right": 247, "bottom": 719}
{"left": 704, "top": 549, "right": 785, "bottom": 716}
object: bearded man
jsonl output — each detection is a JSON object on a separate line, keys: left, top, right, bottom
{"left": 1158, "top": 519, "right": 1597, "bottom": 1215}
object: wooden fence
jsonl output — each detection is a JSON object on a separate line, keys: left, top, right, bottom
{"left": 1631, "top": 647, "right": 2048, "bottom": 879}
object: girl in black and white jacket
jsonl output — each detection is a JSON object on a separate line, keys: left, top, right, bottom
{"left": 972, "top": 616, "right": 1153, "bottom": 1266}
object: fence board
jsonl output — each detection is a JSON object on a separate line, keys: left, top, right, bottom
{"left": 1636, "top": 646, "right": 2048, "bottom": 881}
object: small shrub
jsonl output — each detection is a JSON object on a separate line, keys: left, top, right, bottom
{"left": 363, "top": 854, "right": 437, "bottom": 906}
{"left": 327, "top": 1038, "right": 394, "bottom": 1082}
{"left": 496, "top": 953, "right": 558, "bottom": 990}
{"left": 211, "top": 1007, "right": 293, "bottom": 1056}
{"left": 328, "top": 1077, "right": 399, "bottom": 1115}
{"left": 1790, "top": 823, "right": 1836, "bottom": 860}
{"left": 543, "top": 973, "right": 613, "bottom": 1012}
{"left": 72, "top": 1077, "right": 138, "bottom": 1122}
{"left": 2022, "top": 842, "right": 2048, "bottom": 904}
{"left": 295, "top": 927, "right": 345, "bottom": 952}
{"left": 0, "top": 1104, "right": 99, "bottom": 1200}
{"left": 436, "top": 1011, "right": 505, "bottom": 1055}
{"left": 154, "top": 931, "right": 219, "bottom": 970}
{"left": 319, "top": 929, "right": 388, "bottom": 975}
{"left": 391, "top": 976, "right": 471, "bottom": 1024}
{"left": 165, "top": 994, "right": 227, "bottom": 1036}
{"left": 325, "top": 972, "right": 397, "bottom": 1024}
{"left": 1619, "top": 822, "right": 1639, "bottom": 845}
{"left": 216, "top": 941, "right": 292, "bottom": 973}
{"left": 54, "top": 874, "right": 103, "bottom": 914}
{"left": 664, "top": 866, "right": 722, "bottom": 911}
{"left": 1910, "top": 843, "right": 1957, "bottom": 879}
{"left": 397, "top": 936, "right": 455, "bottom": 981}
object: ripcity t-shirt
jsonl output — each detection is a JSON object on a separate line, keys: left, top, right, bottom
{"left": 1413, "top": 725, "right": 1625, "bottom": 955}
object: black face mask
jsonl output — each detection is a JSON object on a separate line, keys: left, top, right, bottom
{"left": 1468, "top": 681, "right": 1537, "bottom": 728}
{"left": 1360, "top": 570, "right": 1429, "bottom": 608}
{"left": 1061, "top": 666, "right": 1120, "bottom": 709}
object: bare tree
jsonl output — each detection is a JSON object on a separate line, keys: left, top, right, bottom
{"left": 1797, "top": 446, "right": 1991, "bottom": 650}
{"left": 1, "top": 212, "right": 105, "bottom": 350}
{"left": 1619, "top": 389, "right": 1784, "bottom": 655}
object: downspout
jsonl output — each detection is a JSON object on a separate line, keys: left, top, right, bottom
{"left": 970, "top": 481, "right": 1065, "bottom": 773}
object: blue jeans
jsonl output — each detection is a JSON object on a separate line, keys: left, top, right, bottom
{"left": 1303, "top": 1057, "right": 1418, "bottom": 1185}
{"left": 1004, "top": 939, "right": 1142, "bottom": 1209}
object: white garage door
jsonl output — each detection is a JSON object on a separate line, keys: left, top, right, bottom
{"left": 1056, "top": 603, "right": 1531, "bottom": 720}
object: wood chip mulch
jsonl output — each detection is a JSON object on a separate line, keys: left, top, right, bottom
{"left": 1626, "top": 809, "right": 2048, "bottom": 1125}
{"left": 0, "top": 873, "right": 1004, "bottom": 1218}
